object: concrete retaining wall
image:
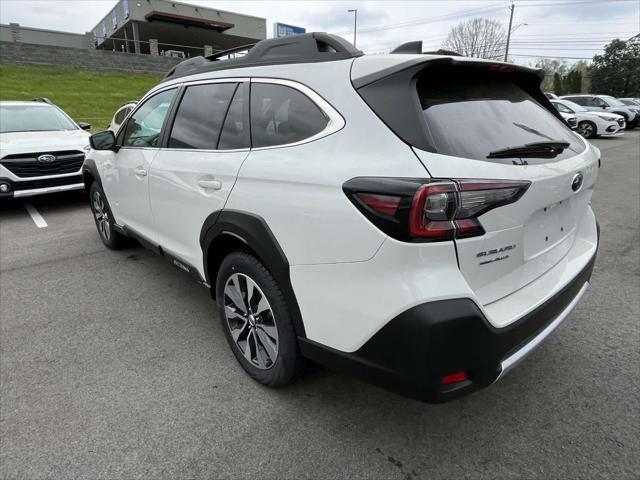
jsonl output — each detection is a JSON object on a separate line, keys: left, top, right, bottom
{"left": 0, "top": 41, "right": 181, "bottom": 75}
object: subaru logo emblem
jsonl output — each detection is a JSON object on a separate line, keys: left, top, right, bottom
{"left": 571, "top": 172, "right": 584, "bottom": 192}
{"left": 37, "top": 154, "right": 56, "bottom": 164}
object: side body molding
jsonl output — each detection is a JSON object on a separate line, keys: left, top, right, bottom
{"left": 200, "top": 209, "right": 306, "bottom": 338}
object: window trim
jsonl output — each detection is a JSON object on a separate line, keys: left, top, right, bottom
{"left": 165, "top": 81, "right": 245, "bottom": 152}
{"left": 249, "top": 77, "right": 345, "bottom": 151}
{"left": 160, "top": 77, "right": 251, "bottom": 153}
{"left": 118, "top": 86, "right": 179, "bottom": 150}
{"left": 157, "top": 77, "right": 345, "bottom": 153}
{"left": 133, "top": 77, "right": 345, "bottom": 153}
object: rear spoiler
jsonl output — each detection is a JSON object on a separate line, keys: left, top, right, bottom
{"left": 352, "top": 55, "right": 544, "bottom": 89}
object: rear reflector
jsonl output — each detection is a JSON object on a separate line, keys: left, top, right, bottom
{"left": 441, "top": 371, "right": 468, "bottom": 385}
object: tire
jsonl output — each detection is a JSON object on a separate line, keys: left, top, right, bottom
{"left": 577, "top": 120, "right": 597, "bottom": 139}
{"left": 216, "top": 251, "right": 302, "bottom": 387}
{"left": 89, "top": 182, "right": 129, "bottom": 249}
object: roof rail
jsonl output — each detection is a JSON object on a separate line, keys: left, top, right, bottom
{"left": 390, "top": 41, "right": 462, "bottom": 57}
{"left": 206, "top": 42, "right": 257, "bottom": 60}
{"left": 32, "top": 97, "right": 54, "bottom": 105}
{"left": 163, "top": 32, "right": 363, "bottom": 81}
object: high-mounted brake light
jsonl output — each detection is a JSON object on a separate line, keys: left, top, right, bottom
{"left": 343, "top": 177, "right": 530, "bottom": 242}
{"left": 488, "top": 64, "right": 516, "bottom": 73}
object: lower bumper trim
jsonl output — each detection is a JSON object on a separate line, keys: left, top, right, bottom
{"left": 13, "top": 182, "right": 84, "bottom": 198}
{"left": 300, "top": 251, "right": 597, "bottom": 403}
{"left": 496, "top": 281, "right": 590, "bottom": 382}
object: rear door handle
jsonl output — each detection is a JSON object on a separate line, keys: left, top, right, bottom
{"left": 134, "top": 166, "right": 147, "bottom": 177}
{"left": 198, "top": 179, "right": 222, "bottom": 190}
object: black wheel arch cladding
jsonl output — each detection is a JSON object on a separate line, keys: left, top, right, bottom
{"left": 200, "top": 209, "right": 306, "bottom": 338}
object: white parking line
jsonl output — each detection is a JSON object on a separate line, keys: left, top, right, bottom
{"left": 23, "top": 203, "right": 48, "bottom": 228}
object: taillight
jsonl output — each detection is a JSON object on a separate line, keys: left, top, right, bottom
{"left": 409, "top": 182, "right": 457, "bottom": 240}
{"left": 344, "top": 177, "right": 530, "bottom": 242}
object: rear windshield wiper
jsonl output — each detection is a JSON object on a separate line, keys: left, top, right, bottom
{"left": 487, "top": 141, "right": 570, "bottom": 159}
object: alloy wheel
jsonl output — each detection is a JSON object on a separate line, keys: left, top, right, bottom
{"left": 223, "top": 273, "right": 279, "bottom": 369}
{"left": 578, "top": 122, "right": 595, "bottom": 138}
{"left": 92, "top": 190, "right": 111, "bottom": 240}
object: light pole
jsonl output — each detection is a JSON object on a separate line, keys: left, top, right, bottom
{"left": 504, "top": 22, "right": 527, "bottom": 61}
{"left": 348, "top": 9, "right": 358, "bottom": 47}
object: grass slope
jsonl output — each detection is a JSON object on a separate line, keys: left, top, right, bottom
{"left": 0, "top": 64, "right": 162, "bottom": 131}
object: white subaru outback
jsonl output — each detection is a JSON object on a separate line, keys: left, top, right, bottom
{"left": 84, "top": 33, "right": 600, "bottom": 402}
{"left": 0, "top": 99, "right": 91, "bottom": 199}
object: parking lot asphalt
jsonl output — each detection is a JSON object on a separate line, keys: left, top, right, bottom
{"left": 1, "top": 131, "right": 639, "bottom": 480}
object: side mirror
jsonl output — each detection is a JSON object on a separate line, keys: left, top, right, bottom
{"left": 90, "top": 130, "right": 117, "bottom": 151}
{"left": 78, "top": 122, "right": 92, "bottom": 131}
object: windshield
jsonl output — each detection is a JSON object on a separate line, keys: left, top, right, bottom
{"left": 601, "top": 95, "right": 625, "bottom": 106}
{"left": 417, "top": 75, "right": 584, "bottom": 164}
{"left": 0, "top": 104, "right": 78, "bottom": 133}
{"left": 561, "top": 100, "right": 587, "bottom": 113}
{"left": 553, "top": 102, "right": 573, "bottom": 113}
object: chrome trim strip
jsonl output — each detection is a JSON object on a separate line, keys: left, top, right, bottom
{"left": 13, "top": 182, "right": 85, "bottom": 198}
{"left": 250, "top": 77, "right": 345, "bottom": 151}
{"left": 495, "top": 281, "right": 590, "bottom": 382}
{"left": 0, "top": 168, "right": 84, "bottom": 182}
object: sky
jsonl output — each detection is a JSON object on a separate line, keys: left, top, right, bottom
{"left": 1, "top": 0, "right": 638, "bottom": 65}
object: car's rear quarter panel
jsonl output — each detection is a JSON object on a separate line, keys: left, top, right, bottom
{"left": 224, "top": 60, "right": 430, "bottom": 265}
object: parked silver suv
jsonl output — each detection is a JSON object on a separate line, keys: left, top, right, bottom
{"left": 561, "top": 94, "right": 638, "bottom": 129}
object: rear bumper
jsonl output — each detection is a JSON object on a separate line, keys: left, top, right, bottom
{"left": 300, "top": 239, "right": 597, "bottom": 403}
{"left": 0, "top": 175, "right": 84, "bottom": 199}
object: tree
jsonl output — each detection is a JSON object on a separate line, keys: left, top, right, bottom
{"left": 589, "top": 38, "right": 640, "bottom": 96}
{"left": 553, "top": 72, "right": 563, "bottom": 95}
{"left": 442, "top": 18, "right": 507, "bottom": 59}
{"left": 530, "top": 58, "right": 569, "bottom": 92}
{"left": 563, "top": 68, "right": 582, "bottom": 94}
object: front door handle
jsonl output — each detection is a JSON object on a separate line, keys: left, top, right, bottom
{"left": 198, "top": 179, "right": 222, "bottom": 190}
{"left": 134, "top": 166, "right": 147, "bottom": 177}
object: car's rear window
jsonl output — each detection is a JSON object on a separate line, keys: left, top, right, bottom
{"left": 417, "top": 76, "right": 585, "bottom": 164}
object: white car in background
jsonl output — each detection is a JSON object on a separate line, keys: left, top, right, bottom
{"left": 0, "top": 99, "right": 91, "bottom": 199}
{"left": 551, "top": 99, "right": 625, "bottom": 139}
{"left": 108, "top": 101, "right": 137, "bottom": 133}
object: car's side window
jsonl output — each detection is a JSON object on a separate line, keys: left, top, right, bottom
{"left": 250, "top": 83, "right": 329, "bottom": 148}
{"left": 168, "top": 83, "right": 237, "bottom": 150}
{"left": 218, "top": 83, "right": 249, "bottom": 150}
{"left": 121, "top": 89, "right": 177, "bottom": 148}
{"left": 584, "top": 97, "right": 604, "bottom": 108}
{"left": 569, "top": 97, "right": 586, "bottom": 106}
